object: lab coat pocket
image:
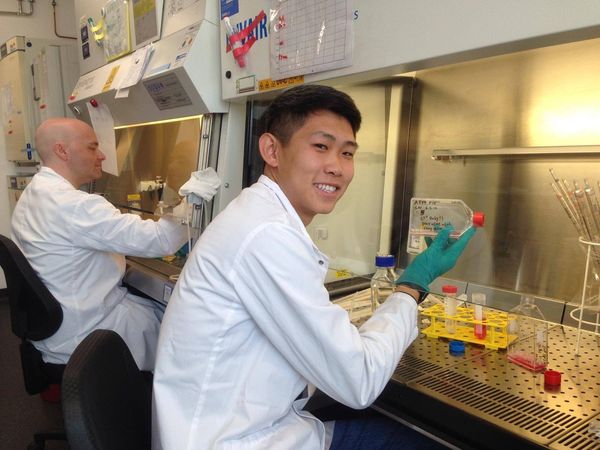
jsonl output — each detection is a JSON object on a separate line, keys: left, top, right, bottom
{"left": 219, "top": 417, "right": 284, "bottom": 450}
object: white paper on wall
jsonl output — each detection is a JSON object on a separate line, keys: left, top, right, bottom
{"left": 115, "top": 44, "right": 155, "bottom": 98}
{"left": 86, "top": 102, "right": 119, "bottom": 176}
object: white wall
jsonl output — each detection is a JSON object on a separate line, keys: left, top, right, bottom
{"left": 0, "top": 0, "right": 76, "bottom": 289}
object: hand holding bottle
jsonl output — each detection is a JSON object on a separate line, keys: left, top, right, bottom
{"left": 397, "top": 225, "right": 475, "bottom": 293}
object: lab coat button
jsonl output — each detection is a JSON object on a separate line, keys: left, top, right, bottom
{"left": 318, "top": 260, "right": 324, "bottom": 265}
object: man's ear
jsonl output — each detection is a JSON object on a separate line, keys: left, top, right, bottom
{"left": 53, "top": 142, "right": 69, "bottom": 161}
{"left": 258, "top": 133, "right": 280, "bottom": 168}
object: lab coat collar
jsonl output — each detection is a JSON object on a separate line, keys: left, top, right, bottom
{"left": 257, "top": 175, "right": 329, "bottom": 266}
{"left": 38, "top": 166, "right": 74, "bottom": 189}
{"left": 258, "top": 175, "right": 310, "bottom": 235}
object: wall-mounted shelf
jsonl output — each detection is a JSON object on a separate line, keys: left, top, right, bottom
{"left": 432, "top": 145, "right": 600, "bottom": 161}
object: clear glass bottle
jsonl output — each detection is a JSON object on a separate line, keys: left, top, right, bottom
{"left": 507, "top": 296, "right": 548, "bottom": 372}
{"left": 370, "top": 255, "right": 398, "bottom": 311}
{"left": 407, "top": 198, "right": 484, "bottom": 254}
{"left": 442, "top": 285, "right": 458, "bottom": 334}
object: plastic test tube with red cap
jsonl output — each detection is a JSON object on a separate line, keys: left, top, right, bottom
{"left": 442, "top": 285, "right": 458, "bottom": 334}
{"left": 472, "top": 292, "right": 487, "bottom": 339}
{"left": 407, "top": 198, "right": 485, "bottom": 255}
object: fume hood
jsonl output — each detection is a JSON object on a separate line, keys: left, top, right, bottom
{"left": 68, "top": 19, "right": 228, "bottom": 127}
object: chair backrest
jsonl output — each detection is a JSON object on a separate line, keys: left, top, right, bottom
{"left": 0, "top": 234, "right": 65, "bottom": 394}
{"left": 0, "top": 234, "right": 62, "bottom": 340}
{"left": 61, "top": 329, "right": 152, "bottom": 450}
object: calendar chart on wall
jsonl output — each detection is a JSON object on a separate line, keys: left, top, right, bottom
{"left": 269, "top": 0, "right": 354, "bottom": 80}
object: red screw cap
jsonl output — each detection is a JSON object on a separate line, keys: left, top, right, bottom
{"left": 90, "top": 98, "right": 98, "bottom": 107}
{"left": 544, "top": 370, "right": 561, "bottom": 386}
{"left": 442, "top": 285, "right": 458, "bottom": 294}
{"left": 472, "top": 212, "right": 485, "bottom": 227}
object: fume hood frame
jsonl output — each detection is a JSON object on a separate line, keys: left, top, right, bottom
{"left": 432, "top": 145, "right": 600, "bottom": 161}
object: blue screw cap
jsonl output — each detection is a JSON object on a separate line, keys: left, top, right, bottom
{"left": 449, "top": 340, "right": 465, "bottom": 355}
{"left": 375, "top": 255, "right": 395, "bottom": 267}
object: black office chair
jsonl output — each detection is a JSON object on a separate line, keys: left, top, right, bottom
{"left": 0, "top": 234, "right": 67, "bottom": 449}
{"left": 61, "top": 329, "right": 153, "bottom": 450}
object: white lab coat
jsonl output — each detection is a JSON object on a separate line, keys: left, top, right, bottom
{"left": 152, "top": 175, "right": 419, "bottom": 450}
{"left": 11, "top": 167, "right": 188, "bottom": 371}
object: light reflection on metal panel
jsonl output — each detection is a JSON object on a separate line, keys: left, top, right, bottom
{"left": 93, "top": 116, "right": 202, "bottom": 213}
{"left": 406, "top": 37, "right": 600, "bottom": 302}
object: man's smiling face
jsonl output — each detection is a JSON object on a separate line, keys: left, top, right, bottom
{"left": 269, "top": 110, "right": 358, "bottom": 225}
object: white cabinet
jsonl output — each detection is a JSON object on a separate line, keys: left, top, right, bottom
{"left": 0, "top": 36, "right": 77, "bottom": 163}
{"left": 0, "top": 49, "right": 33, "bottom": 162}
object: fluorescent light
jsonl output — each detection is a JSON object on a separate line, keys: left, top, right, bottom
{"left": 114, "top": 115, "right": 203, "bottom": 130}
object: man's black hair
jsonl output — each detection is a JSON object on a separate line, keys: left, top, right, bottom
{"left": 262, "top": 84, "right": 362, "bottom": 145}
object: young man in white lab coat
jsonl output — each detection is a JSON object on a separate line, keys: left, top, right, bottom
{"left": 11, "top": 118, "right": 188, "bottom": 371}
{"left": 152, "top": 85, "right": 474, "bottom": 449}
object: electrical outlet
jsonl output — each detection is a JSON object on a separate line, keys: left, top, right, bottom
{"left": 316, "top": 227, "right": 328, "bottom": 240}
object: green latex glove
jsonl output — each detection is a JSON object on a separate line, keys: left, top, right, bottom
{"left": 397, "top": 225, "right": 476, "bottom": 293}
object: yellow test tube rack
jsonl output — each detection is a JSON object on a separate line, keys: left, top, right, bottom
{"left": 420, "top": 303, "right": 516, "bottom": 350}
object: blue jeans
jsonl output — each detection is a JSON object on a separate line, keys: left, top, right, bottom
{"left": 329, "top": 416, "right": 447, "bottom": 450}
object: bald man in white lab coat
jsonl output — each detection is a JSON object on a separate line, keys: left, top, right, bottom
{"left": 11, "top": 118, "right": 188, "bottom": 371}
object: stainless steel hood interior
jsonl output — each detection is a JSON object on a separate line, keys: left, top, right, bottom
{"left": 68, "top": 19, "right": 228, "bottom": 127}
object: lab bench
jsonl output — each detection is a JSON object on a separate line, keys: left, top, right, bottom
{"left": 124, "top": 257, "right": 375, "bottom": 305}
{"left": 371, "top": 321, "right": 600, "bottom": 450}
{"left": 306, "top": 318, "right": 599, "bottom": 450}
{"left": 124, "top": 256, "right": 182, "bottom": 305}
{"left": 124, "top": 259, "right": 599, "bottom": 448}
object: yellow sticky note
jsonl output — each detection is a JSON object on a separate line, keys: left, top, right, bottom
{"left": 102, "top": 65, "right": 120, "bottom": 92}
{"left": 258, "top": 75, "right": 304, "bottom": 92}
